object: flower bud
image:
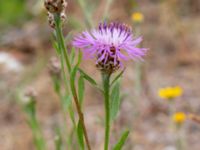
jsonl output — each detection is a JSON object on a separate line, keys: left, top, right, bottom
{"left": 22, "top": 87, "right": 37, "bottom": 105}
{"left": 44, "top": 0, "right": 67, "bottom": 14}
{"left": 48, "top": 57, "right": 61, "bottom": 78}
{"left": 44, "top": 0, "right": 67, "bottom": 28}
{"left": 24, "top": 87, "right": 37, "bottom": 100}
{"left": 47, "top": 12, "right": 56, "bottom": 28}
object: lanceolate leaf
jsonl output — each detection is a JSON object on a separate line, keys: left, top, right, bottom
{"left": 52, "top": 76, "right": 61, "bottom": 94}
{"left": 53, "top": 41, "right": 61, "bottom": 54}
{"left": 110, "top": 80, "right": 121, "bottom": 120}
{"left": 69, "top": 106, "right": 76, "bottom": 126}
{"left": 62, "top": 95, "right": 72, "bottom": 111}
{"left": 78, "top": 68, "right": 97, "bottom": 86}
{"left": 77, "top": 120, "right": 85, "bottom": 150}
{"left": 78, "top": 75, "right": 85, "bottom": 106}
{"left": 70, "top": 65, "right": 78, "bottom": 96}
{"left": 77, "top": 50, "right": 82, "bottom": 66}
{"left": 110, "top": 69, "right": 125, "bottom": 86}
{"left": 113, "top": 130, "right": 129, "bottom": 150}
{"left": 70, "top": 51, "right": 82, "bottom": 96}
{"left": 70, "top": 47, "right": 76, "bottom": 64}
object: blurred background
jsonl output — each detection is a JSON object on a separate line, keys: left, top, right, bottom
{"left": 0, "top": 0, "right": 200, "bottom": 149}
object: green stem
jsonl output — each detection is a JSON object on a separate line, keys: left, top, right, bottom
{"left": 31, "top": 117, "right": 46, "bottom": 150}
{"left": 54, "top": 14, "right": 71, "bottom": 72}
{"left": 57, "top": 86, "right": 72, "bottom": 149}
{"left": 54, "top": 14, "right": 75, "bottom": 149}
{"left": 54, "top": 13, "right": 91, "bottom": 150}
{"left": 70, "top": 82, "right": 91, "bottom": 150}
{"left": 102, "top": 73, "right": 111, "bottom": 150}
{"left": 26, "top": 107, "right": 46, "bottom": 150}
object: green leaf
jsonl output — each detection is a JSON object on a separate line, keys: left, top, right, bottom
{"left": 62, "top": 95, "right": 72, "bottom": 111}
{"left": 53, "top": 41, "right": 61, "bottom": 54}
{"left": 78, "top": 68, "right": 97, "bottom": 86}
{"left": 113, "top": 130, "right": 129, "bottom": 150}
{"left": 77, "top": 50, "right": 82, "bottom": 67}
{"left": 78, "top": 75, "right": 85, "bottom": 106}
{"left": 111, "top": 69, "right": 124, "bottom": 86}
{"left": 52, "top": 76, "right": 61, "bottom": 94}
{"left": 23, "top": 99, "right": 36, "bottom": 118}
{"left": 77, "top": 120, "right": 85, "bottom": 150}
{"left": 69, "top": 106, "right": 76, "bottom": 126}
{"left": 52, "top": 33, "right": 60, "bottom": 55}
{"left": 54, "top": 127, "right": 63, "bottom": 150}
{"left": 70, "top": 65, "right": 78, "bottom": 96}
{"left": 70, "top": 47, "right": 76, "bottom": 64}
{"left": 70, "top": 51, "right": 82, "bottom": 96}
{"left": 69, "top": 51, "right": 83, "bottom": 126}
{"left": 110, "top": 80, "right": 121, "bottom": 120}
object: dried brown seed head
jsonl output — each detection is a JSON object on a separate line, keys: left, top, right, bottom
{"left": 44, "top": 0, "right": 67, "bottom": 14}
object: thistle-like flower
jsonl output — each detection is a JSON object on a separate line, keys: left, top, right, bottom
{"left": 73, "top": 22, "right": 147, "bottom": 74}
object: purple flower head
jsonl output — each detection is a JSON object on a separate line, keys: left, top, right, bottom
{"left": 73, "top": 22, "right": 147, "bottom": 74}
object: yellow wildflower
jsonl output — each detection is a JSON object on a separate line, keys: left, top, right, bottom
{"left": 172, "top": 112, "right": 186, "bottom": 124}
{"left": 158, "top": 86, "right": 183, "bottom": 100}
{"left": 131, "top": 12, "right": 144, "bottom": 23}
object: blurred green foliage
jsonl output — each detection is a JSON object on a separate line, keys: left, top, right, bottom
{"left": 0, "top": 0, "right": 28, "bottom": 27}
